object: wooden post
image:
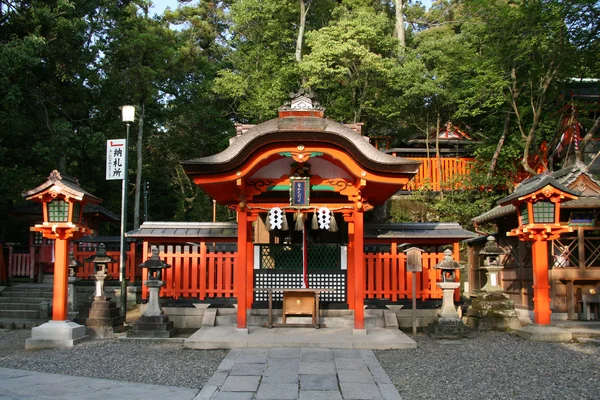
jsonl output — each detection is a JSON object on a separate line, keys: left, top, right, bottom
{"left": 354, "top": 209, "right": 365, "bottom": 330}
{"left": 347, "top": 221, "right": 355, "bottom": 310}
{"left": 52, "top": 238, "right": 69, "bottom": 321}
{"left": 236, "top": 209, "right": 248, "bottom": 329}
{"left": 531, "top": 240, "right": 551, "bottom": 324}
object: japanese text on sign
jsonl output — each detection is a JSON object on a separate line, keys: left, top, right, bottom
{"left": 106, "top": 139, "right": 127, "bottom": 180}
{"left": 290, "top": 178, "right": 309, "bottom": 206}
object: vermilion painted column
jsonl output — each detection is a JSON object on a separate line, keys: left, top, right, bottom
{"left": 52, "top": 238, "right": 69, "bottom": 321}
{"left": 453, "top": 242, "right": 461, "bottom": 302}
{"left": 531, "top": 240, "right": 551, "bottom": 324}
{"left": 354, "top": 210, "right": 365, "bottom": 330}
{"left": 236, "top": 210, "right": 248, "bottom": 328}
{"left": 347, "top": 222, "right": 355, "bottom": 310}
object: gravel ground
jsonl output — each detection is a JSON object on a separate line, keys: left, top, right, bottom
{"left": 1, "top": 329, "right": 598, "bottom": 399}
{"left": 0, "top": 329, "right": 227, "bottom": 389}
{"left": 376, "top": 331, "right": 600, "bottom": 400}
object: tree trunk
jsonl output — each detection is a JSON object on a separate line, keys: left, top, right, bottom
{"left": 296, "top": 0, "right": 307, "bottom": 63}
{"left": 487, "top": 110, "right": 511, "bottom": 178}
{"left": 134, "top": 102, "right": 145, "bottom": 229}
{"left": 395, "top": 0, "right": 405, "bottom": 56}
{"left": 579, "top": 116, "right": 600, "bottom": 163}
{"left": 436, "top": 112, "right": 442, "bottom": 197}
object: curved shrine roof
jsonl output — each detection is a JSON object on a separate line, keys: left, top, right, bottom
{"left": 181, "top": 117, "right": 420, "bottom": 176}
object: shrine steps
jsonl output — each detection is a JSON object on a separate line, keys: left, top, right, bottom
{"left": 210, "top": 308, "right": 390, "bottom": 329}
{"left": 0, "top": 284, "right": 52, "bottom": 329}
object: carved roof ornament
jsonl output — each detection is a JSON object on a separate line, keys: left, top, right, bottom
{"left": 279, "top": 88, "right": 325, "bottom": 112}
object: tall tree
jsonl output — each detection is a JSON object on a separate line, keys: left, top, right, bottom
{"left": 100, "top": 1, "right": 179, "bottom": 228}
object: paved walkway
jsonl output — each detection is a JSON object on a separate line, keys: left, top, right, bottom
{"left": 0, "top": 347, "right": 402, "bottom": 400}
{"left": 184, "top": 326, "right": 416, "bottom": 350}
{"left": 197, "top": 347, "right": 402, "bottom": 400}
{"left": 0, "top": 367, "right": 198, "bottom": 400}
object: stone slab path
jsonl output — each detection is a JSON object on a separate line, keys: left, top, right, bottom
{"left": 196, "top": 347, "right": 402, "bottom": 400}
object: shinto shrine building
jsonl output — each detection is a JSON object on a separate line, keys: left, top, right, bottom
{"left": 165, "top": 91, "right": 475, "bottom": 331}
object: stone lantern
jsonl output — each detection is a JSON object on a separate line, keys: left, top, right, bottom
{"left": 479, "top": 236, "right": 506, "bottom": 293}
{"left": 128, "top": 246, "right": 174, "bottom": 338}
{"left": 428, "top": 249, "right": 470, "bottom": 339}
{"left": 466, "top": 237, "right": 520, "bottom": 331}
{"left": 67, "top": 252, "right": 83, "bottom": 320}
{"left": 23, "top": 170, "right": 101, "bottom": 349}
{"left": 84, "top": 243, "right": 124, "bottom": 338}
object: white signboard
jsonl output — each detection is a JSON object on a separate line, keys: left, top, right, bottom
{"left": 106, "top": 139, "right": 127, "bottom": 180}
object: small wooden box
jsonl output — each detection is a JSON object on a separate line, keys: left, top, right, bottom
{"left": 283, "top": 291, "right": 315, "bottom": 324}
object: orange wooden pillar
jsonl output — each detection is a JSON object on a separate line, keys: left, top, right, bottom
{"left": 347, "top": 219, "right": 355, "bottom": 311}
{"left": 236, "top": 209, "right": 248, "bottom": 329}
{"left": 453, "top": 242, "right": 461, "bottom": 302}
{"left": 531, "top": 240, "right": 552, "bottom": 325}
{"left": 52, "top": 238, "right": 69, "bottom": 321}
{"left": 246, "top": 215, "right": 257, "bottom": 310}
{"left": 353, "top": 209, "right": 365, "bottom": 330}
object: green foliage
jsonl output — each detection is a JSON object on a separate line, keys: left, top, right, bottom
{"left": 0, "top": 0, "right": 598, "bottom": 239}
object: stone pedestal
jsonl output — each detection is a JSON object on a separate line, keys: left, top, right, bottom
{"left": 128, "top": 280, "right": 175, "bottom": 338}
{"left": 68, "top": 276, "right": 79, "bottom": 321}
{"left": 86, "top": 297, "right": 125, "bottom": 339}
{"left": 429, "top": 282, "right": 470, "bottom": 339}
{"left": 515, "top": 324, "right": 572, "bottom": 342}
{"left": 86, "top": 268, "right": 124, "bottom": 339}
{"left": 466, "top": 292, "right": 521, "bottom": 331}
{"left": 26, "top": 320, "right": 88, "bottom": 349}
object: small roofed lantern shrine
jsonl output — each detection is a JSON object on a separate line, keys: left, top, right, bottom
{"left": 23, "top": 170, "right": 102, "bottom": 349}
{"left": 429, "top": 249, "right": 470, "bottom": 339}
{"left": 128, "top": 246, "right": 175, "bottom": 338}
{"left": 497, "top": 174, "right": 579, "bottom": 325}
{"left": 181, "top": 90, "right": 421, "bottom": 331}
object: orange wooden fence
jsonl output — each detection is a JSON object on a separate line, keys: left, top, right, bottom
{"left": 142, "top": 244, "right": 237, "bottom": 300}
{"left": 405, "top": 157, "right": 474, "bottom": 191}
{"left": 72, "top": 243, "right": 140, "bottom": 282}
{"left": 364, "top": 250, "right": 447, "bottom": 301}
{"left": 7, "top": 247, "right": 38, "bottom": 279}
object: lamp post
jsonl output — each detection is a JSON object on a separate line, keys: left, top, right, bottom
{"left": 497, "top": 175, "right": 579, "bottom": 326}
{"left": 119, "top": 105, "right": 135, "bottom": 316}
{"left": 22, "top": 170, "right": 101, "bottom": 349}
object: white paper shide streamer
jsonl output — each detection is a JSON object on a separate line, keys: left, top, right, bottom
{"left": 268, "top": 207, "right": 284, "bottom": 230}
{"left": 317, "top": 207, "right": 331, "bottom": 230}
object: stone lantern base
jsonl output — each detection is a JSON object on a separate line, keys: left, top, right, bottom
{"left": 466, "top": 292, "right": 521, "bottom": 331}
{"left": 85, "top": 297, "right": 125, "bottom": 339}
{"left": 428, "top": 282, "right": 471, "bottom": 339}
{"left": 128, "top": 315, "right": 175, "bottom": 338}
{"left": 128, "top": 280, "right": 175, "bottom": 338}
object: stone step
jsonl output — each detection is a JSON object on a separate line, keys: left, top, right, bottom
{"left": 565, "top": 328, "right": 600, "bottom": 338}
{"left": 0, "top": 303, "right": 42, "bottom": 311}
{"left": 0, "top": 297, "right": 52, "bottom": 304}
{"left": 0, "top": 309, "right": 40, "bottom": 319}
{"left": 553, "top": 321, "right": 600, "bottom": 329}
{"left": 1, "top": 291, "right": 53, "bottom": 298}
{"left": 0, "top": 318, "right": 48, "bottom": 329}
{"left": 4, "top": 285, "right": 53, "bottom": 292}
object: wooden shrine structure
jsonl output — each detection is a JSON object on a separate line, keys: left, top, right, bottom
{"left": 469, "top": 162, "right": 600, "bottom": 321}
{"left": 178, "top": 91, "right": 475, "bottom": 330}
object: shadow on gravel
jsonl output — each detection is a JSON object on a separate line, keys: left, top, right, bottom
{"left": 375, "top": 331, "right": 600, "bottom": 400}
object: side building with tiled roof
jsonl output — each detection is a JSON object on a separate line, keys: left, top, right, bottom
{"left": 468, "top": 162, "right": 600, "bottom": 321}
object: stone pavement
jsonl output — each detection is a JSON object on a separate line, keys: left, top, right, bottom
{"left": 0, "top": 347, "right": 403, "bottom": 400}
{"left": 197, "top": 347, "right": 402, "bottom": 400}
{"left": 0, "top": 367, "right": 199, "bottom": 400}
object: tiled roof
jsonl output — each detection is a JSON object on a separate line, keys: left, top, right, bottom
{"left": 22, "top": 170, "right": 101, "bottom": 204}
{"left": 364, "top": 223, "right": 477, "bottom": 240}
{"left": 497, "top": 174, "right": 580, "bottom": 206}
{"left": 127, "top": 222, "right": 238, "bottom": 239}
